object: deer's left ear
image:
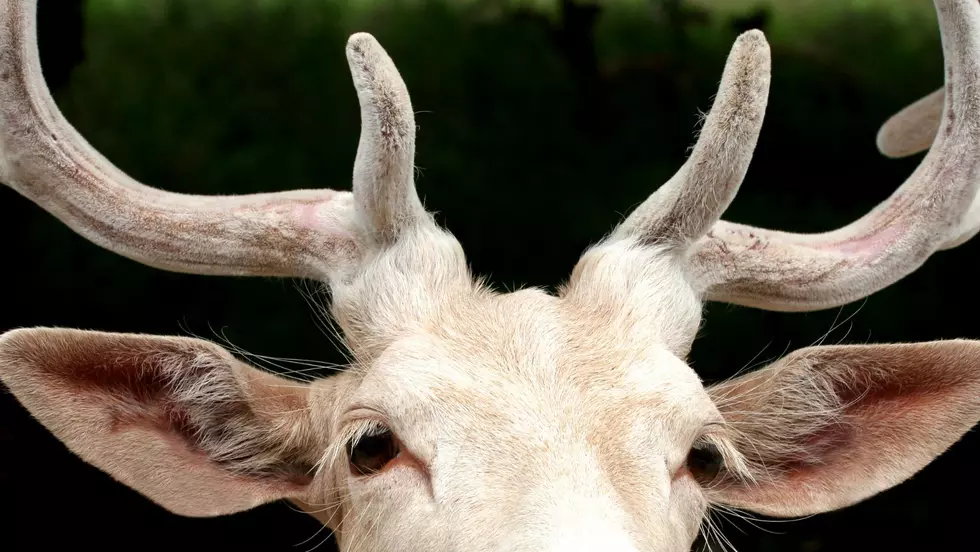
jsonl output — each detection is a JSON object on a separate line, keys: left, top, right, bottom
{"left": 0, "top": 328, "right": 329, "bottom": 518}
{"left": 706, "top": 340, "right": 980, "bottom": 517}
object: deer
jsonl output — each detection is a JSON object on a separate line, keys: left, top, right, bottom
{"left": 1, "top": 0, "right": 979, "bottom": 549}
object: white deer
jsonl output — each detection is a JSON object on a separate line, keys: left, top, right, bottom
{"left": 1, "top": 0, "right": 979, "bottom": 550}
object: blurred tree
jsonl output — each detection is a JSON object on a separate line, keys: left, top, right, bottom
{"left": 37, "top": 0, "right": 85, "bottom": 91}
{"left": 730, "top": 4, "right": 770, "bottom": 34}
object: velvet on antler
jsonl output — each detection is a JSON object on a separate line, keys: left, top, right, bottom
{"left": 602, "top": 0, "right": 980, "bottom": 312}
{"left": 0, "top": 3, "right": 429, "bottom": 281}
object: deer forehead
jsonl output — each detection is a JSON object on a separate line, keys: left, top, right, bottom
{"left": 340, "top": 287, "right": 715, "bottom": 453}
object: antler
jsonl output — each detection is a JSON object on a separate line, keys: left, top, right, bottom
{"left": 876, "top": 88, "right": 945, "bottom": 159}
{"left": 611, "top": 30, "right": 771, "bottom": 248}
{"left": 689, "top": 0, "right": 980, "bottom": 311}
{"left": 613, "top": 0, "right": 980, "bottom": 312}
{"left": 876, "top": 83, "right": 980, "bottom": 251}
{"left": 0, "top": 0, "right": 424, "bottom": 281}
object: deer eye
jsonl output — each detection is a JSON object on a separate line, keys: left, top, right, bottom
{"left": 348, "top": 426, "right": 400, "bottom": 476}
{"left": 686, "top": 439, "right": 724, "bottom": 485}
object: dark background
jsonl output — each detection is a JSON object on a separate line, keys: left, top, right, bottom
{"left": 1, "top": 0, "right": 976, "bottom": 550}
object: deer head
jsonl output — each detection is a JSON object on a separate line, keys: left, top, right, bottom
{"left": 2, "top": 0, "right": 979, "bottom": 550}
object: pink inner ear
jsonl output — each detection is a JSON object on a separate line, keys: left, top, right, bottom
{"left": 726, "top": 345, "right": 976, "bottom": 490}
{"left": 39, "top": 341, "right": 316, "bottom": 486}
{"left": 783, "top": 424, "right": 856, "bottom": 474}
{"left": 707, "top": 341, "right": 980, "bottom": 518}
{"left": 48, "top": 344, "right": 204, "bottom": 440}
{"left": 782, "top": 384, "right": 956, "bottom": 492}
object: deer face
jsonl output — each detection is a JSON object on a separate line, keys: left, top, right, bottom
{"left": 2, "top": 1, "right": 980, "bottom": 551}
{"left": 317, "top": 250, "right": 710, "bottom": 551}
{"left": 260, "top": 209, "right": 709, "bottom": 549}
{"left": 330, "top": 339, "right": 711, "bottom": 551}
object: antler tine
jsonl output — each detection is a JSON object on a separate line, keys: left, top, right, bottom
{"left": 0, "top": 1, "right": 423, "bottom": 281}
{"left": 611, "top": 30, "right": 771, "bottom": 248}
{"left": 876, "top": 87, "right": 944, "bottom": 159}
{"left": 346, "top": 33, "right": 428, "bottom": 245}
{"left": 689, "top": 0, "right": 980, "bottom": 312}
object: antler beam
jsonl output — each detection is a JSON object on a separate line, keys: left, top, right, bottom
{"left": 684, "top": 0, "right": 980, "bottom": 311}
{"left": 876, "top": 85, "right": 980, "bottom": 250}
{"left": 0, "top": 1, "right": 422, "bottom": 281}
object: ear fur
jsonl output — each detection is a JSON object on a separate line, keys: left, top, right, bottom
{"left": 707, "top": 340, "right": 980, "bottom": 517}
{"left": 0, "top": 327, "right": 324, "bottom": 517}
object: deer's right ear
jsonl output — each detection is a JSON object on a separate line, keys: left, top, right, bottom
{"left": 0, "top": 328, "right": 329, "bottom": 518}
